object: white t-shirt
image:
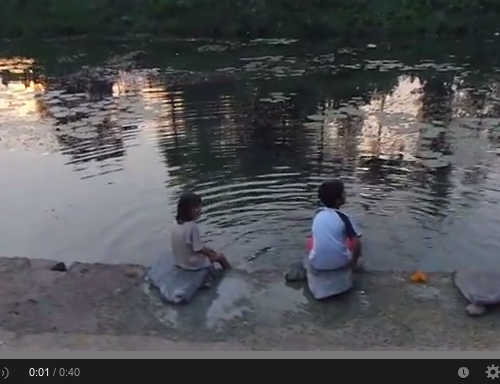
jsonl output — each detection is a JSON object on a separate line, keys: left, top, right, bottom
{"left": 308, "top": 208, "right": 362, "bottom": 271}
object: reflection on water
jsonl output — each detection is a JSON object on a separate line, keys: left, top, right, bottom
{"left": 1, "top": 42, "right": 500, "bottom": 271}
{"left": 0, "top": 58, "right": 56, "bottom": 152}
{"left": 358, "top": 75, "right": 422, "bottom": 160}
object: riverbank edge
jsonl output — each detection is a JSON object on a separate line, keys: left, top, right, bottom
{"left": 1, "top": 256, "right": 500, "bottom": 351}
{"left": 0, "top": 332, "right": 488, "bottom": 351}
{"left": 1, "top": 0, "right": 499, "bottom": 40}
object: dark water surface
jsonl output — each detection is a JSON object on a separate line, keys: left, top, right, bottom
{"left": 1, "top": 37, "right": 500, "bottom": 272}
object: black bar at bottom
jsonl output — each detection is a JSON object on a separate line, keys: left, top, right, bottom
{"left": 2, "top": 359, "right": 499, "bottom": 382}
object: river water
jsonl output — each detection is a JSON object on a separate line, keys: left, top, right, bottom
{"left": 1, "top": 37, "right": 500, "bottom": 272}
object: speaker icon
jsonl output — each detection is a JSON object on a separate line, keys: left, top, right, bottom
{"left": 1, "top": 367, "right": 9, "bottom": 380}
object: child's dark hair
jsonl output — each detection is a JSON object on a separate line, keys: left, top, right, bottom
{"left": 176, "top": 191, "right": 202, "bottom": 224}
{"left": 318, "top": 179, "right": 345, "bottom": 208}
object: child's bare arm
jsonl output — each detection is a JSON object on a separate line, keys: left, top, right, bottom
{"left": 189, "top": 224, "right": 215, "bottom": 256}
{"left": 190, "top": 224, "right": 230, "bottom": 269}
{"left": 198, "top": 246, "right": 217, "bottom": 258}
{"left": 198, "top": 248, "right": 231, "bottom": 269}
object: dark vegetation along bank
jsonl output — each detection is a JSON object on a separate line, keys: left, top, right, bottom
{"left": 2, "top": 0, "right": 500, "bottom": 40}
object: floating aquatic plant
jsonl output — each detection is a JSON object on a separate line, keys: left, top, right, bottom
{"left": 247, "top": 38, "right": 298, "bottom": 46}
{"left": 420, "top": 126, "right": 446, "bottom": 140}
{"left": 307, "top": 114, "right": 325, "bottom": 121}
{"left": 196, "top": 45, "right": 228, "bottom": 53}
{"left": 420, "top": 157, "right": 452, "bottom": 169}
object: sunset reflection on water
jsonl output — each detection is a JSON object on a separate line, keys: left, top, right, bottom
{"left": 1, "top": 45, "right": 500, "bottom": 271}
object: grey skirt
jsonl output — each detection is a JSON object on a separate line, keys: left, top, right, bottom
{"left": 303, "top": 256, "right": 353, "bottom": 300}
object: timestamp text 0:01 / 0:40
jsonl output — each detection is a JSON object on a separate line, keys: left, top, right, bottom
{"left": 29, "top": 368, "right": 80, "bottom": 377}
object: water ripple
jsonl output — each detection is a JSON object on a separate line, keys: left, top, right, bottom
{"left": 1, "top": 42, "right": 500, "bottom": 271}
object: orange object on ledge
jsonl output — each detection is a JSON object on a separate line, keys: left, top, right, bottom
{"left": 410, "top": 271, "right": 427, "bottom": 283}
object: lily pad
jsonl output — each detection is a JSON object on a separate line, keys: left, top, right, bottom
{"left": 259, "top": 98, "right": 282, "bottom": 103}
{"left": 307, "top": 114, "right": 325, "bottom": 121}
{"left": 393, "top": 124, "right": 422, "bottom": 135}
{"left": 421, "top": 127, "right": 445, "bottom": 139}
{"left": 303, "top": 122, "right": 323, "bottom": 129}
{"left": 420, "top": 158, "right": 450, "bottom": 169}
{"left": 249, "top": 38, "right": 298, "bottom": 46}
{"left": 337, "top": 106, "right": 364, "bottom": 117}
{"left": 416, "top": 150, "right": 441, "bottom": 159}
{"left": 197, "top": 45, "right": 228, "bottom": 52}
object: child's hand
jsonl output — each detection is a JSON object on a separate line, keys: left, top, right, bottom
{"left": 216, "top": 252, "right": 231, "bottom": 270}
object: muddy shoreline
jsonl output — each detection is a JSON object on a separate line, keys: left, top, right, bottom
{"left": 0, "top": 257, "right": 499, "bottom": 350}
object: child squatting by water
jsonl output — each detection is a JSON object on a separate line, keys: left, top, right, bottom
{"left": 309, "top": 179, "right": 362, "bottom": 270}
{"left": 171, "top": 191, "right": 231, "bottom": 273}
{"left": 305, "top": 179, "right": 363, "bottom": 300}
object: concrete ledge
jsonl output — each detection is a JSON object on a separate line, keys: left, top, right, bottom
{"left": 0, "top": 331, "right": 488, "bottom": 351}
{"left": 0, "top": 257, "right": 499, "bottom": 350}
